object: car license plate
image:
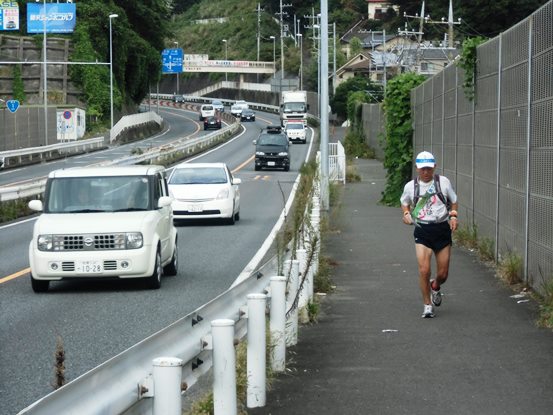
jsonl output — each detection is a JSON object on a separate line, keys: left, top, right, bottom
{"left": 267, "top": 161, "right": 276, "bottom": 166}
{"left": 188, "top": 204, "right": 203, "bottom": 212}
{"left": 75, "top": 261, "right": 102, "bottom": 273}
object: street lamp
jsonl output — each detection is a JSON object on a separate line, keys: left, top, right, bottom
{"left": 109, "top": 14, "right": 118, "bottom": 131}
{"left": 173, "top": 41, "right": 179, "bottom": 94}
{"left": 222, "top": 39, "right": 228, "bottom": 82}
{"left": 297, "top": 33, "right": 303, "bottom": 90}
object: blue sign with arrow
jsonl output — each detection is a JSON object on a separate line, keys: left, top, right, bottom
{"left": 162, "top": 48, "right": 183, "bottom": 74}
{"left": 6, "top": 100, "right": 19, "bottom": 113}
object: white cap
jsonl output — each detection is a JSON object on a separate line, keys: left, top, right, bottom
{"left": 415, "top": 151, "right": 436, "bottom": 168}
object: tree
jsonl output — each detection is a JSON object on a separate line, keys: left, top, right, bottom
{"left": 331, "top": 76, "right": 382, "bottom": 121}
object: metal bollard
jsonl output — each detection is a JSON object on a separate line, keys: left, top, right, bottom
{"left": 270, "top": 276, "right": 286, "bottom": 372}
{"left": 285, "top": 260, "right": 299, "bottom": 346}
{"left": 152, "top": 357, "right": 184, "bottom": 415}
{"left": 247, "top": 293, "right": 267, "bottom": 408}
{"left": 212, "top": 319, "right": 237, "bottom": 415}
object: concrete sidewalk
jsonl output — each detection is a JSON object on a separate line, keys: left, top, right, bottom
{"left": 249, "top": 158, "right": 553, "bottom": 415}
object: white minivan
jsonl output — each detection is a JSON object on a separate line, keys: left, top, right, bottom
{"left": 28, "top": 165, "right": 178, "bottom": 292}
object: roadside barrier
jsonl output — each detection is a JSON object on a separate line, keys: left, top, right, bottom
{"left": 18, "top": 165, "right": 322, "bottom": 415}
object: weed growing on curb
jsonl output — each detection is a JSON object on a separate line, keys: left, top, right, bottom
{"left": 536, "top": 276, "right": 553, "bottom": 329}
{"left": 478, "top": 237, "right": 495, "bottom": 262}
{"left": 498, "top": 252, "right": 523, "bottom": 285}
{"left": 453, "top": 223, "right": 478, "bottom": 250}
{"left": 52, "top": 336, "right": 66, "bottom": 390}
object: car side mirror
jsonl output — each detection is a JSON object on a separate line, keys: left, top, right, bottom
{"left": 28, "top": 200, "right": 43, "bottom": 212}
{"left": 233, "top": 178, "right": 242, "bottom": 185}
{"left": 252, "top": 140, "right": 257, "bottom": 145}
{"left": 158, "top": 196, "right": 173, "bottom": 208}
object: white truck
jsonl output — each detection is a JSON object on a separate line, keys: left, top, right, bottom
{"left": 279, "top": 90, "right": 308, "bottom": 127}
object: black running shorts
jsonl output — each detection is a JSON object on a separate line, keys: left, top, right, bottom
{"left": 413, "top": 221, "right": 452, "bottom": 252}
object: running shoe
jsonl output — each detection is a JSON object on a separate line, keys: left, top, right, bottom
{"left": 421, "top": 304, "right": 434, "bottom": 318}
{"left": 431, "top": 280, "right": 442, "bottom": 307}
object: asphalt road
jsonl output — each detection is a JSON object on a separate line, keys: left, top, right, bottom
{"left": 0, "top": 104, "right": 315, "bottom": 414}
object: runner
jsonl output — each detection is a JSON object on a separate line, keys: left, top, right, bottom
{"left": 400, "top": 151, "right": 458, "bottom": 318}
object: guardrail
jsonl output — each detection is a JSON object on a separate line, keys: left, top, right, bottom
{"left": 0, "top": 118, "right": 240, "bottom": 202}
{"left": 0, "top": 137, "right": 106, "bottom": 170}
{"left": 18, "top": 161, "right": 321, "bottom": 415}
{"left": 110, "top": 111, "right": 163, "bottom": 143}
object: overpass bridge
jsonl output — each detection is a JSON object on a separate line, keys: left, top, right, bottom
{"left": 183, "top": 59, "right": 275, "bottom": 74}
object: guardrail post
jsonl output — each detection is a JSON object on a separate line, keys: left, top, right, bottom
{"left": 285, "top": 260, "right": 299, "bottom": 346}
{"left": 152, "top": 357, "right": 184, "bottom": 415}
{"left": 270, "top": 276, "right": 286, "bottom": 372}
{"left": 247, "top": 293, "right": 267, "bottom": 408}
{"left": 296, "top": 248, "right": 309, "bottom": 323}
{"left": 212, "top": 319, "right": 237, "bottom": 415}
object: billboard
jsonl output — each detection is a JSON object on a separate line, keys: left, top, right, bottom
{"left": 27, "top": 3, "right": 76, "bottom": 34}
{"left": 0, "top": 1, "right": 19, "bottom": 31}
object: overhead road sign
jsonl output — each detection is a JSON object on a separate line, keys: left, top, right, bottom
{"left": 162, "top": 48, "right": 183, "bottom": 74}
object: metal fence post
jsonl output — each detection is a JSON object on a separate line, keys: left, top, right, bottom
{"left": 152, "top": 357, "right": 184, "bottom": 415}
{"left": 247, "top": 293, "right": 267, "bottom": 408}
{"left": 212, "top": 319, "right": 237, "bottom": 415}
{"left": 270, "top": 276, "right": 286, "bottom": 372}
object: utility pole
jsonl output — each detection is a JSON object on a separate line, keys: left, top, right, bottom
{"left": 423, "top": 0, "right": 461, "bottom": 49}
{"left": 256, "top": 3, "right": 263, "bottom": 83}
{"left": 277, "top": 1, "right": 292, "bottom": 89}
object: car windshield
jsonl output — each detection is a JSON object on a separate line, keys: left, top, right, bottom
{"left": 46, "top": 176, "right": 151, "bottom": 213}
{"left": 202, "top": 106, "right": 213, "bottom": 111}
{"left": 283, "top": 102, "right": 306, "bottom": 113}
{"left": 258, "top": 134, "right": 287, "bottom": 146}
{"left": 169, "top": 167, "right": 228, "bottom": 185}
{"left": 287, "top": 124, "right": 303, "bottom": 130}
{"left": 213, "top": 100, "right": 222, "bottom": 106}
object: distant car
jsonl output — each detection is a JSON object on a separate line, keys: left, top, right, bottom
{"left": 199, "top": 104, "right": 215, "bottom": 120}
{"left": 173, "top": 95, "right": 185, "bottom": 103}
{"left": 240, "top": 108, "right": 256, "bottom": 122}
{"left": 168, "top": 162, "right": 241, "bottom": 225}
{"left": 285, "top": 122, "right": 307, "bottom": 144}
{"left": 230, "top": 100, "right": 249, "bottom": 117}
{"left": 212, "top": 100, "right": 225, "bottom": 112}
{"left": 253, "top": 126, "right": 290, "bottom": 172}
{"left": 204, "top": 115, "right": 222, "bottom": 130}
{"left": 6, "top": 21, "right": 16, "bottom": 29}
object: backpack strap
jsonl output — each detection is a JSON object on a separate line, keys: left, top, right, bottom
{"left": 413, "top": 177, "right": 420, "bottom": 206}
{"left": 414, "top": 174, "right": 448, "bottom": 207}
{"left": 433, "top": 174, "right": 448, "bottom": 206}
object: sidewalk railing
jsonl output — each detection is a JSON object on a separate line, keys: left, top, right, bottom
{"left": 18, "top": 165, "right": 322, "bottom": 415}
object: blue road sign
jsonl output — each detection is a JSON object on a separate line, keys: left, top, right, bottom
{"left": 162, "top": 48, "right": 183, "bottom": 74}
{"left": 6, "top": 100, "right": 19, "bottom": 113}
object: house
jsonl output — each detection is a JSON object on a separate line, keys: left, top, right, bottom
{"left": 367, "top": 1, "right": 399, "bottom": 20}
{"left": 400, "top": 46, "right": 460, "bottom": 75}
{"left": 334, "top": 50, "right": 399, "bottom": 89}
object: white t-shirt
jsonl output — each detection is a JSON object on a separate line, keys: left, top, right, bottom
{"left": 400, "top": 175, "right": 458, "bottom": 223}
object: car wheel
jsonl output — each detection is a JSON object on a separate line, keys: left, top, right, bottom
{"left": 163, "top": 237, "right": 178, "bottom": 276}
{"left": 31, "top": 276, "right": 49, "bottom": 293}
{"left": 235, "top": 210, "right": 240, "bottom": 221}
{"left": 227, "top": 204, "right": 236, "bottom": 225}
{"left": 284, "top": 165, "right": 290, "bottom": 172}
{"left": 254, "top": 165, "right": 260, "bottom": 171}
{"left": 147, "top": 248, "right": 162, "bottom": 289}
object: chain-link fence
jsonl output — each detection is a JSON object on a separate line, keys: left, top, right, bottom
{"left": 411, "top": 1, "right": 553, "bottom": 290}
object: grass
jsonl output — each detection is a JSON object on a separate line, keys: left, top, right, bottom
{"left": 453, "top": 222, "right": 553, "bottom": 328}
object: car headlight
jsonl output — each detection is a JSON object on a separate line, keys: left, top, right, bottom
{"left": 125, "top": 232, "right": 143, "bottom": 249}
{"left": 37, "top": 235, "right": 54, "bottom": 251}
{"left": 216, "top": 188, "right": 230, "bottom": 200}
{"left": 256, "top": 151, "right": 266, "bottom": 156}
{"left": 278, "top": 152, "right": 289, "bottom": 156}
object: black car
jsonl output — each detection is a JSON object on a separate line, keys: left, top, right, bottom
{"left": 254, "top": 126, "right": 290, "bottom": 171}
{"left": 204, "top": 116, "right": 222, "bottom": 130}
{"left": 241, "top": 108, "right": 256, "bottom": 122}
